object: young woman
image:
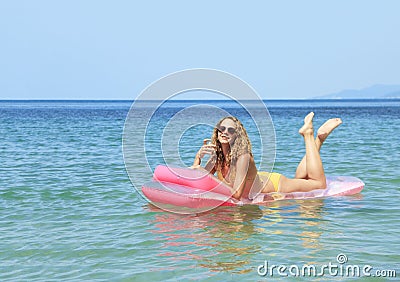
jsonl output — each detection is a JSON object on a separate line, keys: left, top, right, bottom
{"left": 192, "top": 112, "right": 342, "bottom": 200}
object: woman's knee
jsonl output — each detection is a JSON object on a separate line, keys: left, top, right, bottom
{"left": 319, "top": 177, "right": 327, "bottom": 189}
{"left": 308, "top": 178, "right": 326, "bottom": 190}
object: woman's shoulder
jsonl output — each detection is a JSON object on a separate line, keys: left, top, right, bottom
{"left": 236, "top": 152, "right": 254, "bottom": 165}
{"left": 237, "top": 152, "right": 253, "bottom": 160}
{"left": 236, "top": 153, "right": 257, "bottom": 170}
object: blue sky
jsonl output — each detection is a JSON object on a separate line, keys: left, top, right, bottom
{"left": 1, "top": 0, "right": 399, "bottom": 99}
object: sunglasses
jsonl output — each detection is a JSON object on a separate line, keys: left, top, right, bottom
{"left": 217, "top": 126, "right": 236, "bottom": 134}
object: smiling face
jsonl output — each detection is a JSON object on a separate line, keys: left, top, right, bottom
{"left": 217, "top": 118, "right": 237, "bottom": 145}
{"left": 211, "top": 116, "right": 253, "bottom": 174}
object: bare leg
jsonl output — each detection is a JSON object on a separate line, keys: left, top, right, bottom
{"left": 295, "top": 118, "right": 342, "bottom": 179}
{"left": 279, "top": 112, "right": 327, "bottom": 193}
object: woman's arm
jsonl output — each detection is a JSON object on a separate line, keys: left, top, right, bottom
{"left": 192, "top": 141, "right": 217, "bottom": 174}
{"left": 230, "top": 153, "right": 250, "bottom": 200}
{"left": 192, "top": 154, "right": 216, "bottom": 174}
{"left": 192, "top": 152, "right": 202, "bottom": 167}
{"left": 204, "top": 159, "right": 216, "bottom": 174}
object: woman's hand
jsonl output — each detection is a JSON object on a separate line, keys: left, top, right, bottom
{"left": 196, "top": 139, "right": 217, "bottom": 160}
{"left": 193, "top": 139, "right": 216, "bottom": 168}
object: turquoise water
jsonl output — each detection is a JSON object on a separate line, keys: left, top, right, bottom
{"left": 1, "top": 100, "right": 399, "bottom": 281}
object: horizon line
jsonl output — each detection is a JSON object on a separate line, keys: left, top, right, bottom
{"left": 1, "top": 97, "right": 400, "bottom": 102}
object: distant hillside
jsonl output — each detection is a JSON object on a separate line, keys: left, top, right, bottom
{"left": 315, "top": 84, "right": 400, "bottom": 99}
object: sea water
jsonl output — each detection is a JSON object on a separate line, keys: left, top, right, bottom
{"left": 1, "top": 99, "right": 399, "bottom": 281}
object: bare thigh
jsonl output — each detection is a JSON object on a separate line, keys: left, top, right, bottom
{"left": 279, "top": 175, "right": 326, "bottom": 193}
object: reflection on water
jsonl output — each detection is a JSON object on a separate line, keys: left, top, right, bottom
{"left": 254, "top": 199, "right": 327, "bottom": 266}
{"left": 296, "top": 200, "right": 325, "bottom": 259}
{"left": 145, "top": 199, "right": 342, "bottom": 274}
{"left": 148, "top": 204, "right": 263, "bottom": 274}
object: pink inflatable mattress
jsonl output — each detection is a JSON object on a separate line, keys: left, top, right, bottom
{"left": 141, "top": 165, "right": 364, "bottom": 209}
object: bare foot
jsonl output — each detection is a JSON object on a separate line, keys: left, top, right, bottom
{"left": 299, "top": 112, "right": 314, "bottom": 135}
{"left": 317, "top": 118, "right": 342, "bottom": 142}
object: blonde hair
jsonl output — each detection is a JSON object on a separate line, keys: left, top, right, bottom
{"left": 211, "top": 116, "right": 252, "bottom": 182}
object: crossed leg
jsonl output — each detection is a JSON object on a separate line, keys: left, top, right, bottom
{"left": 295, "top": 117, "right": 342, "bottom": 179}
{"left": 279, "top": 112, "right": 337, "bottom": 193}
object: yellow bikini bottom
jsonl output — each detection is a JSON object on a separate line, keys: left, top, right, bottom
{"left": 258, "top": 171, "right": 282, "bottom": 192}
